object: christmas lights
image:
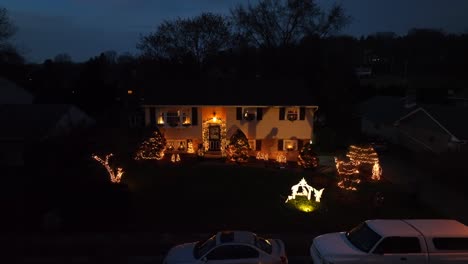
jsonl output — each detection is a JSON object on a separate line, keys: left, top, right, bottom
{"left": 202, "top": 117, "right": 227, "bottom": 156}
{"left": 92, "top": 153, "right": 123, "bottom": 183}
{"left": 346, "top": 145, "right": 379, "bottom": 164}
{"left": 335, "top": 157, "right": 361, "bottom": 191}
{"left": 135, "top": 130, "right": 166, "bottom": 160}
{"left": 372, "top": 161, "right": 382, "bottom": 180}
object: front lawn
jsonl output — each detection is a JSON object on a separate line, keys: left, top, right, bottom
{"left": 119, "top": 158, "right": 443, "bottom": 234}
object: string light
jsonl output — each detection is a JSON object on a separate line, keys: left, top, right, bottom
{"left": 346, "top": 145, "right": 379, "bottom": 164}
{"left": 171, "top": 153, "right": 181, "bottom": 163}
{"left": 256, "top": 152, "right": 269, "bottom": 161}
{"left": 187, "top": 140, "right": 194, "bottom": 154}
{"left": 372, "top": 161, "right": 382, "bottom": 180}
{"left": 202, "top": 117, "right": 227, "bottom": 156}
{"left": 135, "top": 130, "right": 166, "bottom": 160}
{"left": 276, "top": 153, "right": 287, "bottom": 164}
{"left": 335, "top": 157, "right": 360, "bottom": 191}
{"left": 92, "top": 153, "right": 124, "bottom": 183}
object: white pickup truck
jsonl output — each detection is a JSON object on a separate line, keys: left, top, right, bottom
{"left": 310, "top": 219, "right": 468, "bottom": 264}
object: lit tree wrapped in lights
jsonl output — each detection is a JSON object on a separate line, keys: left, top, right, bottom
{"left": 346, "top": 144, "right": 380, "bottom": 180}
{"left": 335, "top": 157, "right": 360, "bottom": 191}
{"left": 297, "top": 141, "right": 319, "bottom": 169}
{"left": 225, "top": 129, "right": 250, "bottom": 163}
{"left": 135, "top": 129, "right": 167, "bottom": 160}
{"left": 92, "top": 153, "right": 124, "bottom": 183}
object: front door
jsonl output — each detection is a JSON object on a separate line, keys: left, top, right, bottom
{"left": 208, "top": 125, "right": 221, "bottom": 151}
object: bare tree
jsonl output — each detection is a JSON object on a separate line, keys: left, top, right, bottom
{"left": 0, "top": 7, "right": 16, "bottom": 45}
{"left": 230, "top": 0, "right": 350, "bottom": 48}
{"left": 137, "top": 12, "right": 231, "bottom": 63}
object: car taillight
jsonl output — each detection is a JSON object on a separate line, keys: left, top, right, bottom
{"left": 280, "top": 256, "right": 287, "bottom": 264}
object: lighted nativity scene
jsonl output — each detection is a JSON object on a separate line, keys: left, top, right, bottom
{"left": 285, "top": 177, "right": 325, "bottom": 213}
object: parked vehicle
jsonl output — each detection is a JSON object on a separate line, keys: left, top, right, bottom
{"left": 310, "top": 219, "right": 468, "bottom": 264}
{"left": 163, "top": 230, "right": 288, "bottom": 264}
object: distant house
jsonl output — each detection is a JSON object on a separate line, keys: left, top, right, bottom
{"left": 0, "top": 77, "right": 34, "bottom": 104}
{"left": 359, "top": 96, "right": 417, "bottom": 143}
{"left": 359, "top": 95, "right": 468, "bottom": 153}
{"left": 141, "top": 80, "right": 318, "bottom": 161}
{"left": 0, "top": 104, "right": 95, "bottom": 166}
{"left": 395, "top": 105, "right": 468, "bottom": 153}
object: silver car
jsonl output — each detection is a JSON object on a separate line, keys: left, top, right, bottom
{"left": 163, "top": 230, "right": 288, "bottom": 264}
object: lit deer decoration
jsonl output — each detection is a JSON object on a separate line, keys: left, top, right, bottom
{"left": 92, "top": 153, "right": 124, "bottom": 183}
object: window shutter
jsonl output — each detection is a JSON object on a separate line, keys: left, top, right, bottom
{"left": 255, "top": 139, "right": 262, "bottom": 151}
{"left": 278, "top": 139, "right": 284, "bottom": 151}
{"left": 236, "top": 107, "right": 242, "bottom": 120}
{"left": 149, "top": 107, "right": 156, "bottom": 126}
{"left": 256, "top": 108, "right": 263, "bottom": 120}
{"left": 299, "top": 107, "right": 306, "bottom": 120}
{"left": 298, "top": 140, "right": 304, "bottom": 151}
{"left": 279, "top": 107, "right": 285, "bottom": 120}
{"left": 191, "top": 107, "right": 198, "bottom": 126}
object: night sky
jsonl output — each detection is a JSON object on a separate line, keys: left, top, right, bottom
{"left": 3, "top": 0, "right": 468, "bottom": 63}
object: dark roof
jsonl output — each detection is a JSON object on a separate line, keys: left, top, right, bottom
{"left": 422, "top": 104, "right": 468, "bottom": 140}
{"left": 142, "top": 79, "right": 317, "bottom": 106}
{"left": 359, "top": 96, "right": 418, "bottom": 124}
{"left": 0, "top": 104, "right": 72, "bottom": 140}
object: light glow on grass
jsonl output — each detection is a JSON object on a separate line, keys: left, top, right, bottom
{"left": 286, "top": 196, "right": 318, "bottom": 213}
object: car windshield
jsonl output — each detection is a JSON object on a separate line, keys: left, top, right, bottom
{"left": 194, "top": 235, "right": 217, "bottom": 259}
{"left": 346, "top": 222, "right": 382, "bottom": 253}
{"left": 255, "top": 235, "right": 273, "bottom": 254}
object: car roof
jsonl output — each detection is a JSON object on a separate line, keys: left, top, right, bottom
{"left": 404, "top": 219, "right": 468, "bottom": 237}
{"left": 366, "top": 219, "right": 468, "bottom": 238}
{"left": 216, "top": 231, "right": 256, "bottom": 245}
{"left": 366, "top": 219, "right": 421, "bottom": 237}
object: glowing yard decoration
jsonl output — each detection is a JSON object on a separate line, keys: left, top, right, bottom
{"left": 171, "top": 153, "right": 181, "bottom": 163}
{"left": 92, "top": 153, "right": 124, "bottom": 183}
{"left": 135, "top": 130, "right": 166, "bottom": 160}
{"left": 285, "top": 178, "right": 325, "bottom": 203}
{"left": 276, "top": 153, "right": 287, "bottom": 164}
{"left": 186, "top": 140, "right": 194, "bottom": 154}
{"left": 256, "top": 152, "right": 269, "bottom": 161}
{"left": 335, "top": 157, "right": 361, "bottom": 191}
{"left": 372, "top": 161, "right": 382, "bottom": 180}
{"left": 346, "top": 145, "right": 379, "bottom": 164}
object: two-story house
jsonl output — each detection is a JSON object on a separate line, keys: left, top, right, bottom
{"left": 140, "top": 80, "right": 318, "bottom": 161}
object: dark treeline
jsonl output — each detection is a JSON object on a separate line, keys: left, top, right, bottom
{"left": 1, "top": 2, "right": 468, "bottom": 127}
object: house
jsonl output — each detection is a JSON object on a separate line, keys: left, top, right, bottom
{"left": 141, "top": 80, "right": 318, "bottom": 161}
{"left": 0, "top": 77, "right": 34, "bottom": 104}
{"left": 359, "top": 96, "right": 417, "bottom": 143}
{"left": 359, "top": 95, "right": 468, "bottom": 153}
{"left": 0, "top": 104, "right": 95, "bottom": 166}
{"left": 395, "top": 105, "right": 468, "bottom": 153}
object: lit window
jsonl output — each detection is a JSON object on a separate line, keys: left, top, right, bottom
{"left": 287, "top": 109, "right": 298, "bottom": 121}
{"left": 243, "top": 108, "right": 256, "bottom": 121}
{"left": 284, "top": 139, "right": 297, "bottom": 151}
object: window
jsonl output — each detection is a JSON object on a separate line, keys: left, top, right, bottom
{"left": 284, "top": 139, "right": 297, "bottom": 151}
{"left": 286, "top": 109, "right": 298, "bottom": 121}
{"left": 159, "top": 108, "right": 192, "bottom": 127}
{"left": 248, "top": 140, "right": 256, "bottom": 150}
{"left": 433, "top": 238, "right": 468, "bottom": 250}
{"left": 194, "top": 235, "right": 217, "bottom": 259}
{"left": 255, "top": 140, "right": 262, "bottom": 151}
{"left": 243, "top": 107, "right": 256, "bottom": 121}
{"left": 255, "top": 236, "right": 272, "bottom": 254}
{"left": 346, "top": 222, "right": 382, "bottom": 253}
{"left": 373, "top": 237, "right": 421, "bottom": 254}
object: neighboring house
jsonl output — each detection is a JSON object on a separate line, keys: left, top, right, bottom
{"left": 0, "top": 77, "right": 34, "bottom": 104}
{"left": 395, "top": 105, "right": 468, "bottom": 153}
{"left": 141, "top": 80, "right": 318, "bottom": 161}
{"left": 359, "top": 95, "right": 468, "bottom": 153}
{"left": 359, "top": 96, "right": 417, "bottom": 143}
{"left": 0, "top": 104, "right": 95, "bottom": 166}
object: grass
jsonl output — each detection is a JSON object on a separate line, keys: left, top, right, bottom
{"left": 116, "top": 158, "right": 444, "bottom": 234}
